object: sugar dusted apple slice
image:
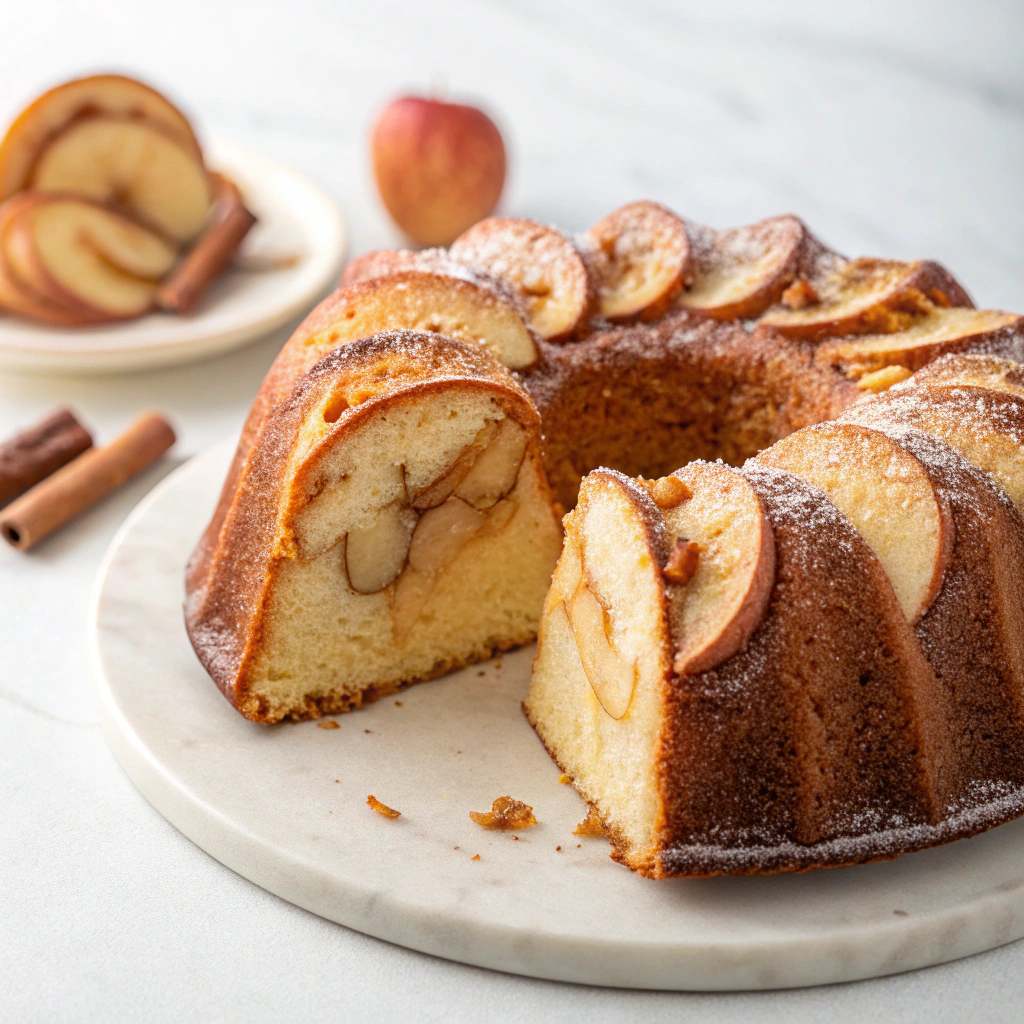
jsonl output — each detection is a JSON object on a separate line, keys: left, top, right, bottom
{"left": 454, "top": 418, "right": 526, "bottom": 509}
{"left": 344, "top": 503, "right": 419, "bottom": 594}
{"left": 760, "top": 257, "right": 973, "bottom": 341}
{"left": 450, "top": 217, "right": 593, "bottom": 341}
{"left": 662, "top": 462, "right": 776, "bottom": 675}
{"left": 890, "top": 352, "right": 1024, "bottom": 400}
{"left": 295, "top": 270, "right": 539, "bottom": 377}
{"left": 584, "top": 201, "right": 690, "bottom": 321}
{"left": 8, "top": 195, "right": 177, "bottom": 320}
{"left": 679, "top": 214, "right": 810, "bottom": 320}
{"left": 411, "top": 420, "right": 498, "bottom": 509}
{"left": 757, "top": 423, "right": 952, "bottom": 622}
{"left": 816, "top": 308, "right": 1024, "bottom": 376}
{"left": 30, "top": 116, "right": 211, "bottom": 243}
{"left": 0, "top": 73, "right": 201, "bottom": 200}
{"left": 842, "top": 383, "right": 1024, "bottom": 515}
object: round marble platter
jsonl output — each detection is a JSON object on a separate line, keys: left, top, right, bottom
{"left": 91, "top": 439, "right": 1024, "bottom": 991}
{"left": 0, "top": 140, "right": 346, "bottom": 375}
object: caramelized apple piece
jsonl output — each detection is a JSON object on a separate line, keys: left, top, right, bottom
{"left": 815, "top": 307, "right": 1024, "bottom": 374}
{"left": 758, "top": 423, "right": 952, "bottom": 623}
{"left": 585, "top": 201, "right": 690, "bottom": 321}
{"left": 344, "top": 503, "right": 418, "bottom": 594}
{"left": 390, "top": 566, "right": 436, "bottom": 641}
{"left": 453, "top": 418, "right": 526, "bottom": 509}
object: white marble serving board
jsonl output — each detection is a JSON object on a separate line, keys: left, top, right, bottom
{"left": 0, "top": 140, "right": 347, "bottom": 375}
{"left": 90, "top": 438, "right": 1024, "bottom": 991}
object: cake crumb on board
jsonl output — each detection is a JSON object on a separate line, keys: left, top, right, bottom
{"left": 470, "top": 796, "right": 537, "bottom": 830}
{"left": 317, "top": 720, "right": 339, "bottom": 730}
{"left": 366, "top": 795, "right": 401, "bottom": 818}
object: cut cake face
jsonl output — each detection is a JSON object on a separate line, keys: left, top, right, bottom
{"left": 186, "top": 330, "right": 562, "bottom": 723}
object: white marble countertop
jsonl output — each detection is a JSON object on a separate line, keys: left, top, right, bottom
{"left": 2, "top": 0, "right": 1023, "bottom": 1019}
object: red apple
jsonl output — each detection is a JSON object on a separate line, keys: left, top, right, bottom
{"left": 371, "top": 95, "right": 506, "bottom": 247}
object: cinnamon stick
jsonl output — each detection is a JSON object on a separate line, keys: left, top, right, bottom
{"left": 0, "top": 408, "right": 93, "bottom": 507}
{"left": 156, "top": 174, "right": 256, "bottom": 314}
{"left": 1, "top": 412, "right": 175, "bottom": 551}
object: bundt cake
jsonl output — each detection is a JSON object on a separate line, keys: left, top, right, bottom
{"left": 186, "top": 200, "right": 1024, "bottom": 876}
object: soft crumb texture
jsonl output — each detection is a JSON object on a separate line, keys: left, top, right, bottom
{"left": 317, "top": 720, "right": 340, "bottom": 730}
{"left": 366, "top": 795, "right": 400, "bottom": 818}
{"left": 469, "top": 796, "right": 537, "bottom": 830}
{"left": 573, "top": 807, "right": 606, "bottom": 836}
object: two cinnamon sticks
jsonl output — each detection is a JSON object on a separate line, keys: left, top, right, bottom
{"left": 0, "top": 408, "right": 175, "bottom": 551}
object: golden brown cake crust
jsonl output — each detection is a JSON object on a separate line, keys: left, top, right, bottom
{"left": 652, "top": 464, "right": 951, "bottom": 877}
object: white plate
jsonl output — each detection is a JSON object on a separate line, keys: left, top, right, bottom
{"left": 91, "top": 439, "right": 1024, "bottom": 991}
{"left": 0, "top": 140, "right": 347, "bottom": 374}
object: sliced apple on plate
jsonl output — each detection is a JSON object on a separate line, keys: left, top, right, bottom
{"left": 450, "top": 216, "right": 593, "bottom": 341}
{"left": 4, "top": 194, "right": 177, "bottom": 321}
{"left": 583, "top": 200, "right": 690, "bottom": 322}
{"left": 757, "top": 422, "right": 952, "bottom": 623}
{"left": 0, "top": 193, "right": 93, "bottom": 324}
{"left": 29, "top": 116, "right": 211, "bottom": 243}
{"left": 0, "top": 73, "right": 201, "bottom": 201}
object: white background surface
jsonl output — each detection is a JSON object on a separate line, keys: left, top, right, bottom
{"left": 2, "top": 0, "right": 1023, "bottom": 1020}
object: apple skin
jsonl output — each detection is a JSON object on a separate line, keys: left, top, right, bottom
{"left": 371, "top": 96, "right": 506, "bottom": 247}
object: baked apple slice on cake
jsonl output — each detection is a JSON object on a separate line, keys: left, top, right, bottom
{"left": 757, "top": 422, "right": 953, "bottom": 623}
{"left": 842, "top": 382, "right": 1024, "bottom": 514}
{"left": 582, "top": 201, "right": 690, "bottom": 322}
{"left": 759, "top": 257, "right": 973, "bottom": 341}
{"left": 678, "top": 214, "right": 813, "bottom": 320}
{"left": 185, "top": 330, "right": 562, "bottom": 723}
{"left": 450, "top": 217, "right": 594, "bottom": 340}
{"left": 815, "top": 307, "right": 1024, "bottom": 376}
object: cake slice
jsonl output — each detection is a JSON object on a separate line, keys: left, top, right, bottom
{"left": 186, "top": 330, "right": 562, "bottom": 723}
{"left": 525, "top": 461, "right": 950, "bottom": 876}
